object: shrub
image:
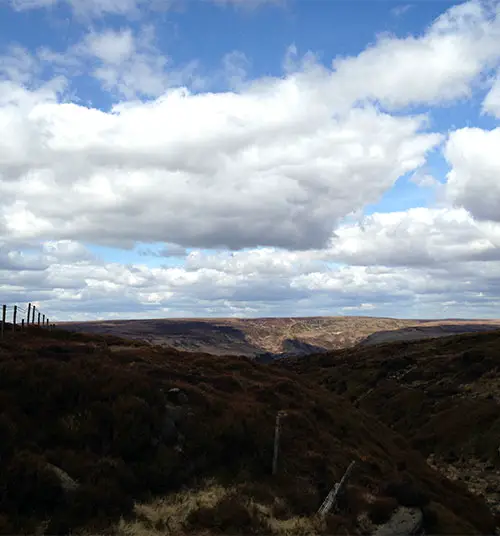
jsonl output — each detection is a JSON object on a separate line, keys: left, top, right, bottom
{"left": 1, "top": 451, "right": 65, "bottom": 516}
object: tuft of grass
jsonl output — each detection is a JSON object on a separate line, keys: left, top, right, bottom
{"left": 115, "top": 482, "right": 328, "bottom": 536}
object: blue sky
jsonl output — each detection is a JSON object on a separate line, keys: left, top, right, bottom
{"left": 1, "top": 0, "right": 500, "bottom": 320}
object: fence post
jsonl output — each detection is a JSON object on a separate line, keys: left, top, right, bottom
{"left": 12, "top": 305, "right": 17, "bottom": 332}
{"left": 47, "top": 318, "right": 50, "bottom": 328}
{"left": 21, "top": 318, "right": 25, "bottom": 332}
{"left": 27, "top": 303, "right": 31, "bottom": 327}
{"left": 272, "top": 411, "right": 288, "bottom": 475}
{"left": 317, "top": 461, "right": 356, "bottom": 517}
{"left": 32, "top": 305, "right": 36, "bottom": 325}
{"left": 42, "top": 314, "right": 45, "bottom": 327}
{"left": 37, "top": 312, "right": 41, "bottom": 327}
{"left": 1, "top": 305, "right": 5, "bottom": 339}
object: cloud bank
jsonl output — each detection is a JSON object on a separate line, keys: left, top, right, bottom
{"left": 1, "top": 0, "right": 500, "bottom": 319}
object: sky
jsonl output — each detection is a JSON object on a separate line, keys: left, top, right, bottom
{"left": 1, "top": 0, "right": 500, "bottom": 321}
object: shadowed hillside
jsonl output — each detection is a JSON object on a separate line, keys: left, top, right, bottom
{"left": 0, "top": 328, "right": 496, "bottom": 535}
{"left": 57, "top": 316, "right": 500, "bottom": 358}
{"left": 279, "top": 330, "right": 500, "bottom": 525}
{"left": 358, "top": 322, "right": 500, "bottom": 346}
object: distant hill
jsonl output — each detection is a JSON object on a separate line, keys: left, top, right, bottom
{"left": 58, "top": 316, "right": 500, "bottom": 359}
{"left": 358, "top": 321, "right": 500, "bottom": 347}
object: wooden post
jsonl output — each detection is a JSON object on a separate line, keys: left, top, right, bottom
{"left": 21, "top": 319, "right": 25, "bottom": 332}
{"left": 42, "top": 314, "right": 45, "bottom": 327}
{"left": 1, "top": 305, "right": 5, "bottom": 339}
{"left": 37, "top": 312, "right": 41, "bottom": 327}
{"left": 27, "top": 303, "right": 31, "bottom": 327}
{"left": 317, "top": 461, "right": 356, "bottom": 516}
{"left": 12, "top": 305, "right": 17, "bottom": 332}
{"left": 32, "top": 305, "right": 36, "bottom": 325}
{"left": 272, "top": 411, "right": 287, "bottom": 475}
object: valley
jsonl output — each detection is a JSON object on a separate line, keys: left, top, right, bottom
{"left": 57, "top": 315, "right": 500, "bottom": 358}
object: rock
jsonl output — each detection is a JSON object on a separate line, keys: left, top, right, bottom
{"left": 46, "top": 463, "right": 79, "bottom": 493}
{"left": 372, "top": 507, "right": 423, "bottom": 536}
{"left": 167, "top": 387, "right": 188, "bottom": 405}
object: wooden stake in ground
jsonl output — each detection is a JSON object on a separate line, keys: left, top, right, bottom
{"left": 27, "top": 303, "right": 31, "bottom": 327}
{"left": 272, "top": 410, "right": 288, "bottom": 475}
{"left": 1, "top": 304, "right": 5, "bottom": 339}
{"left": 12, "top": 305, "right": 17, "bottom": 332}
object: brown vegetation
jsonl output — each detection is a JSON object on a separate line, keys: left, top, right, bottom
{"left": 279, "top": 329, "right": 500, "bottom": 523}
{"left": 0, "top": 327, "right": 497, "bottom": 534}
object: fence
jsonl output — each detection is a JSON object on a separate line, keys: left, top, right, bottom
{"left": 1, "top": 302, "right": 55, "bottom": 339}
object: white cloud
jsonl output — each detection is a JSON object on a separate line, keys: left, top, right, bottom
{"left": 84, "top": 28, "right": 136, "bottom": 65}
{"left": 324, "top": 208, "right": 500, "bottom": 267}
{"left": 0, "top": 88, "right": 440, "bottom": 249}
{"left": 3, "top": 205, "right": 500, "bottom": 320}
{"left": 409, "top": 170, "right": 440, "bottom": 188}
{"left": 0, "top": 45, "right": 40, "bottom": 85}
{"left": 330, "top": 0, "right": 500, "bottom": 109}
{"left": 482, "top": 75, "right": 500, "bottom": 117}
{"left": 69, "top": 25, "right": 203, "bottom": 99}
{"left": 390, "top": 4, "right": 413, "bottom": 18}
{"left": 2, "top": 0, "right": 500, "bottom": 320}
{"left": 444, "top": 127, "right": 500, "bottom": 223}
{"left": 10, "top": 0, "right": 151, "bottom": 17}
{"left": 8, "top": 0, "right": 274, "bottom": 18}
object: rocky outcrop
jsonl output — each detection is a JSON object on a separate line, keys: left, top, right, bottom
{"left": 372, "top": 507, "right": 423, "bottom": 536}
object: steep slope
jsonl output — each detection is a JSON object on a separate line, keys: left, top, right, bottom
{"left": 279, "top": 330, "right": 500, "bottom": 525}
{"left": 358, "top": 322, "right": 500, "bottom": 346}
{"left": 0, "top": 328, "right": 495, "bottom": 535}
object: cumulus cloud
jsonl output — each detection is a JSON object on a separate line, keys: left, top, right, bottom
{"left": 331, "top": 0, "right": 500, "bottom": 109}
{"left": 324, "top": 208, "right": 500, "bottom": 267}
{"left": 0, "top": 91, "right": 439, "bottom": 249}
{"left": 2, "top": 0, "right": 500, "bottom": 319}
{"left": 2, "top": 233, "right": 499, "bottom": 321}
{"left": 3, "top": 204, "right": 500, "bottom": 321}
{"left": 444, "top": 127, "right": 500, "bottom": 222}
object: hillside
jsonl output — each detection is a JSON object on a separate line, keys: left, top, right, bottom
{"left": 0, "top": 328, "right": 496, "bottom": 535}
{"left": 358, "top": 321, "right": 500, "bottom": 346}
{"left": 57, "top": 316, "right": 500, "bottom": 357}
{"left": 279, "top": 330, "right": 500, "bottom": 525}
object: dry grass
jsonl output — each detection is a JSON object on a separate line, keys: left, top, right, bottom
{"left": 114, "top": 481, "right": 329, "bottom": 536}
